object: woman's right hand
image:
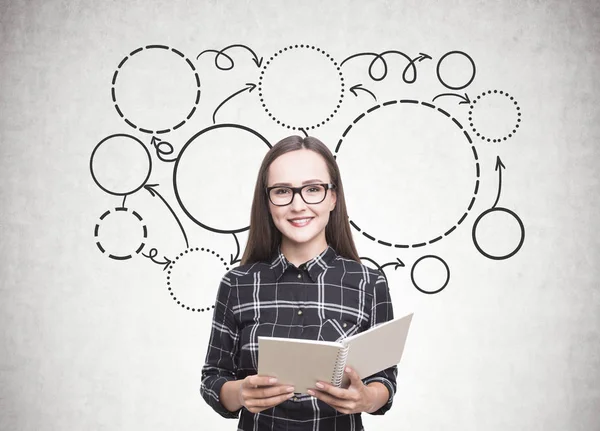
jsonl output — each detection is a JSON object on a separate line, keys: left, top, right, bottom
{"left": 238, "top": 375, "right": 296, "bottom": 413}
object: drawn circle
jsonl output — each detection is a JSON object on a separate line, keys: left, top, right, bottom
{"left": 469, "top": 90, "right": 522, "bottom": 143}
{"left": 111, "top": 45, "right": 201, "bottom": 134}
{"left": 166, "top": 247, "right": 230, "bottom": 312}
{"left": 90, "top": 134, "right": 152, "bottom": 196}
{"left": 173, "top": 124, "right": 271, "bottom": 234}
{"left": 335, "top": 100, "right": 479, "bottom": 248}
{"left": 472, "top": 207, "right": 525, "bottom": 260}
{"left": 93, "top": 207, "right": 147, "bottom": 260}
{"left": 410, "top": 255, "right": 450, "bottom": 294}
{"left": 258, "top": 44, "right": 344, "bottom": 130}
{"left": 436, "top": 51, "right": 476, "bottom": 90}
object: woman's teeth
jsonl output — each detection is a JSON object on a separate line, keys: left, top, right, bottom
{"left": 290, "top": 218, "right": 312, "bottom": 227}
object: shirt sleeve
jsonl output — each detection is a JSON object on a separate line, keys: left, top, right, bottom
{"left": 362, "top": 271, "right": 398, "bottom": 416}
{"left": 199, "top": 271, "right": 241, "bottom": 419}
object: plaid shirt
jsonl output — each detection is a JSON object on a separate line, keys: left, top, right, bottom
{"left": 200, "top": 245, "right": 397, "bottom": 431}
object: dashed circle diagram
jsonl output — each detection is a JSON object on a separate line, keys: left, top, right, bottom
{"left": 166, "top": 247, "right": 230, "bottom": 312}
{"left": 469, "top": 90, "right": 522, "bottom": 143}
{"left": 258, "top": 44, "right": 345, "bottom": 130}
{"left": 335, "top": 100, "right": 480, "bottom": 248}
{"left": 111, "top": 45, "right": 201, "bottom": 134}
{"left": 94, "top": 207, "right": 147, "bottom": 260}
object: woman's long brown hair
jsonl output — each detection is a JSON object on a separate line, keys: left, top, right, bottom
{"left": 240, "top": 135, "right": 360, "bottom": 265}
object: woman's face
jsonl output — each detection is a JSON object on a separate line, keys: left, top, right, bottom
{"left": 267, "top": 149, "right": 337, "bottom": 254}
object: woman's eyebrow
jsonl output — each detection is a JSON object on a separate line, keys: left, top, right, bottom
{"left": 271, "top": 179, "right": 324, "bottom": 187}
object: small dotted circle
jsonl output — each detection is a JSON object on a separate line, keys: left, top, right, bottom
{"left": 165, "top": 247, "right": 230, "bottom": 313}
{"left": 469, "top": 90, "right": 521, "bottom": 143}
{"left": 258, "top": 44, "right": 344, "bottom": 130}
{"left": 111, "top": 45, "right": 201, "bottom": 134}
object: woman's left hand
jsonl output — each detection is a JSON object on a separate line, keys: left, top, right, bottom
{"left": 307, "top": 367, "right": 375, "bottom": 414}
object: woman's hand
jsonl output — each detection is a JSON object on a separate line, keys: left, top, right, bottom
{"left": 307, "top": 367, "right": 378, "bottom": 414}
{"left": 238, "top": 375, "right": 296, "bottom": 413}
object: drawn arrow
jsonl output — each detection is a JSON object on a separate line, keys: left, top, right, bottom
{"left": 212, "top": 83, "right": 257, "bottom": 124}
{"left": 142, "top": 247, "right": 172, "bottom": 271}
{"left": 341, "top": 50, "right": 431, "bottom": 83}
{"left": 150, "top": 136, "right": 177, "bottom": 162}
{"left": 432, "top": 93, "right": 471, "bottom": 105}
{"left": 230, "top": 233, "right": 241, "bottom": 265}
{"left": 492, "top": 156, "right": 506, "bottom": 209}
{"left": 380, "top": 258, "right": 405, "bottom": 271}
{"left": 349, "top": 84, "right": 377, "bottom": 101}
{"left": 144, "top": 184, "right": 189, "bottom": 248}
{"left": 197, "top": 44, "right": 263, "bottom": 70}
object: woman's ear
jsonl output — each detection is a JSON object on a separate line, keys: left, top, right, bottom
{"left": 330, "top": 189, "right": 337, "bottom": 211}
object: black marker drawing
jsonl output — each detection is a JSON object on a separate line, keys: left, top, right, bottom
{"left": 230, "top": 233, "right": 242, "bottom": 265}
{"left": 472, "top": 157, "right": 525, "bottom": 260}
{"left": 340, "top": 51, "right": 431, "bottom": 83}
{"left": 335, "top": 99, "right": 480, "bottom": 248}
{"left": 150, "top": 137, "right": 177, "bottom": 162}
{"left": 94, "top": 207, "right": 147, "bottom": 260}
{"left": 436, "top": 50, "right": 476, "bottom": 90}
{"left": 144, "top": 184, "right": 189, "bottom": 248}
{"left": 173, "top": 123, "right": 271, "bottom": 234}
{"left": 197, "top": 44, "right": 263, "bottom": 69}
{"left": 349, "top": 84, "right": 377, "bottom": 101}
{"left": 359, "top": 256, "right": 404, "bottom": 284}
{"left": 432, "top": 93, "right": 471, "bottom": 105}
{"left": 90, "top": 134, "right": 152, "bottom": 196}
{"left": 469, "top": 90, "right": 522, "bottom": 143}
{"left": 166, "top": 247, "right": 230, "bottom": 312}
{"left": 142, "top": 247, "right": 172, "bottom": 271}
{"left": 258, "top": 44, "right": 345, "bottom": 130}
{"left": 111, "top": 45, "right": 201, "bottom": 134}
{"left": 410, "top": 255, "right": 450, "bottom": 294}
{"left": 212, "top": 83, "right": 257, "bottom": 124}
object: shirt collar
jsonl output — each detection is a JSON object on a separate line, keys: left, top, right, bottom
{"left": 269, "top": 244, "right": 338, "bottom": 282}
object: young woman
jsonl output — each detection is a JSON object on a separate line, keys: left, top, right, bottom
{"left": 200, "top": 135, "right": 397, "bottom": 430}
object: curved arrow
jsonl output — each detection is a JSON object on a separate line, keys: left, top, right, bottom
{"left": 144, "top": 184, "right": 189, "bottom": 248}
{"left": 151, "top": 137, "right": 177, "bottom": 162}
{"left": 299, "top": 128, "right": 308, "bottom": 138}
{"left": 142, "top": 247, "right": 172, "bottom": 271}
{"left": 359, "top": 256, "right": 388, "bottom": 283}
{"left": 341, "top": 51, "right": 431, "bottom": 83}
{"left": 380, "top": 258, "right": 405, "bottom": 271}
{"left": 197, "top": 44, "right": 263, "bottom": 69}
{"left": 492, "top": 156, "right": 505, "bottom": 208}
{"left": 432, "top": 93, "right": 471, "bottom": 105}
{"left": 349, "top": 84, "right": 377, "bottom": 101}
{"left": 213, "top": 83, "right": 256, "bottom": 124}
{"left": 230, "top": 233, "right": 241, "bottom": 265}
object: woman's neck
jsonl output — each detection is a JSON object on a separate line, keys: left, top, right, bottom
{"left": 280, "top": 238, "right": 328, "bottom": 267}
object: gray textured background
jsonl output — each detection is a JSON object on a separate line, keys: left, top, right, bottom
{"left": 1, "top": 0, "right": 599, "bottom": 430}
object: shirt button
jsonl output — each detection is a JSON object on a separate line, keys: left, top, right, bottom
{"left": 297, "top": 309, "right": 303, "bottom": 316}
{"left": 297, "top": 273, "right": 302, "bottom": 279}
{"left": 343, "top": 322, "right": 347, "bottom": 328}
{"left": 292, "top": 396, "right": 298, "bottom": 402}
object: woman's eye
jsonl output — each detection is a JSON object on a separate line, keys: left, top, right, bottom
{"left": 274, "top": 188, "right": 290, "bottom": 195}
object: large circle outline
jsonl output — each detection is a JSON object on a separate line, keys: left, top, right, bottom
{"left": 335, "top": 99, "right": 480, "bottom": 248}
{"left": 410, "top": 255, "right": 450, "bottom": 295}
{"left": 436, "top": 51, "right": 476, "bottom": 90}
{"left": 90, "top": 133, "right": 152, "bottom": 196}
{"left": 472, "top": 206, "right": 525, "bottom": 260}
{"left": 173, "top": 124, "right": 272, "bottom": 234}
{"left": 258, "top": 44, "right": 345, "bottom": 130}
{"left": 111, "top": 45, "right": 201, "bottom": 134}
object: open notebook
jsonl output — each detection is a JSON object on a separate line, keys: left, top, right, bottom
{"left": 257, "top": 312, "right": 413, "bottom": 394}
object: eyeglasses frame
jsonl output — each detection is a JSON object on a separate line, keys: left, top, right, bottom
{"left": 265, "top": 183, "right": 336, "bottom": 206}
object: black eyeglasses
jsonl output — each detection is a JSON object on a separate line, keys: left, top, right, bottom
{"left": 266, "top": 183, "right": 336, "bottom": 206}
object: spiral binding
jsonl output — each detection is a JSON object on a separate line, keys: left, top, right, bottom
{"left": 331, "top": 345, "right": 350, "bottom": 387}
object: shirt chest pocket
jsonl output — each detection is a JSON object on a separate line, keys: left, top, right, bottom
{"left": 318, "top": 318, "right": 360, "bottom": 342}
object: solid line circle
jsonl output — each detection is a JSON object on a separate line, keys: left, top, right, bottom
{"left": 173, "top": 123, "right": 272, "bottom": 234}
{"left": 90, "top": 133, "right": 152, "bottom": 196}
{"left": 472, "top": 206, "right": 525, "bottom": 260}
{"left": 436, "top": 50, "right": 476, "bottom": 90}
{"left": 410, "top": 255, "right": 450, "bottom": 294}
